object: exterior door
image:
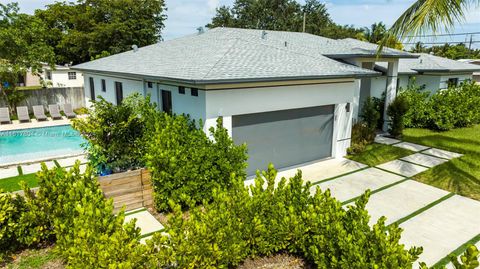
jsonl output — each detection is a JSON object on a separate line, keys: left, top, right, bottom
{"left": 89, "top": 77, "right": 95, "bottom": 101}
{"left": 232, "top": 105, "right": 334, "bottom": 176}
{"left": 115, "top": 82, "right": 123, "bottom": 105}
{"left": 161, "top": 90, "right": 172, "bottom": 114}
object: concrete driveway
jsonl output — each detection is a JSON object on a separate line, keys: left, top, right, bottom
{"left": 260, "top": 140, "right": 480, "bottom": 267}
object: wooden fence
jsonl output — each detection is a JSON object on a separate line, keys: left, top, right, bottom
{"left": 98, "top": 169, "right": 153, "bottom": 212}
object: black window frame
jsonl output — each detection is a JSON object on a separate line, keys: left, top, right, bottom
{"left": 115, "top": 81, "right": 123, "bottom": 105}
{"left": 68, "top": 72, "right": 77, "bottom": 80}
{"left": 101, "top": 79, "right": 106, "bottom": 92}
{"left": 447, "top": 78, "right": 459, "bottom": 88}
{"left": 89, "top": 77, "right": 95, "bottom": 101}
{"left": 178, "top": 86, "right": 185, "bottom": 94}
{"left": 147, "top": 81, "right": 153, "bottom": 88}
{"left": 46, "top": 70, "right": 52, "bottom": 80}
{"left": 161, "top": 90, "right": 172, "bottom": 114}
{"left": 191, "top": 88, "right": 198, "bottom": 97}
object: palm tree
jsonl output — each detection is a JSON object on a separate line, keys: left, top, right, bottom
{"left": 381, "top": 0, "right": 473, "bottom": 49}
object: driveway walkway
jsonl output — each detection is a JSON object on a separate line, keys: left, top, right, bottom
{"left": 254, "top": 136, "right": 480, "bottom": 267}
{"left": 124, "top": 208, "right": 165, "bottom": 244}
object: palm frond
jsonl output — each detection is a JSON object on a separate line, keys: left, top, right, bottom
{"left": 379, "top": 0, "right": 476, "bottom": 51}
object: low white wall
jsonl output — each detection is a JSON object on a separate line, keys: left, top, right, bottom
{"left": 205, "top": 81, "right": 356, "bottom": 158}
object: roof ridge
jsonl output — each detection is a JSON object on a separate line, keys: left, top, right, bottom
{"left": 201, "top": 38, "right": 242, "bottom": 80}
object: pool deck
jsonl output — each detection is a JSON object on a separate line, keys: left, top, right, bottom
{"left": 0, "top": 115, "right": 87, "bottom": 132}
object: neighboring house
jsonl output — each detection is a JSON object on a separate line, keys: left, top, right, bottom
{"left": 18, "top": 64, "right": 84, "bottom": 88}
{"left": 72, "top": 27, "right": 418, "bottom": 175}
{"left": 458, "top": 59, "right": 480, "bottom": 83}
{"left": 374, "top": 53, "right": 480, "bottom": 96}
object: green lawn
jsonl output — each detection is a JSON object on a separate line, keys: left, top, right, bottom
{"left": 346, "top": 143, "right": 414, "bottom": 167}
{"left": 403, "top": 125, "right": 480, "bottom": 200}
{"left": 3, "top": 247, "right": 63, "bottom": 269}
{"left": 0, "top": 173, "right": 38, "bottom": 192}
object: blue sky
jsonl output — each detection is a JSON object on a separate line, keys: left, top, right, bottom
{"left": 3, "top": 0, "right": 480, "bottom": 47}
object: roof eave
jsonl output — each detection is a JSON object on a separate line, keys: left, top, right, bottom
{"left": 325, "top": 53, "right": 419, "bottom": 59}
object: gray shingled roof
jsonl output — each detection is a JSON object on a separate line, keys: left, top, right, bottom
{"left": 376, "top": 53, "right": 480, "bottom": 74}
{"left": 73, "top": 27, "right": 383, "bottom": 84}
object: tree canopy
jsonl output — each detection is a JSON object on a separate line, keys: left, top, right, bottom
{"left": 34, "top": 0, "right": 167, "bottom": 64}
{"left": 356, "top": 22, "right": 404, "bottom": 50}
{"left": 410, "top": 42, "right": 480, "bottom": 60}
{"left": 207, "top": 0, "right": 361, "bottom": 39}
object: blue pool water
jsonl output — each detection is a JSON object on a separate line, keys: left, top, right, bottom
{"left": 0, "top": 125, "right": 85, "bottom": 165}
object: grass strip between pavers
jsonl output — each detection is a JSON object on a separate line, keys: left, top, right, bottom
{"left": 341, "top": 178, "right": 410, "bottom": 206}
{"left": 309, "top": 166, "right": 370, "bottom": 186}
{"left": 139, "top": 229, "right": 166, "bottom": 239}
{"left": 388, "top": 192, "right": 455, "bottom": 228}
{"left": 397, "top": 158, "right": 431, "bottom": 169}
{"left": 432, "top": 233, "right": 480, "bottom": 268}
{"left": 124, "top": 207, "right": 148, "bottom": 216}
{"left": 373, "top": 166, "right": 409, "bottom": 179}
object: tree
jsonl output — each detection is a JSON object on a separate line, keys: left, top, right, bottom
{"left": 383, "top": 0, "right": 476, "bottom": 50}
{"left": 410, "top": 42, "right": 480, "bottom": 59}
{"left": 0, "top": 3, "right": 55, "bottom": 114}
{"left": 34, "top": 0, "right": 167, "bottom": 65}
{"left": 356, "top": 22, "right": 404, "bottom": 50}
{"left": 207, "top": 0, "right": 362, "bottom": 39}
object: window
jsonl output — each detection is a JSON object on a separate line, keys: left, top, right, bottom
{"left": 115, "top": 82, "right": 123, "bottom": 105}
{"left": 68, "top": 72, "right": 77, "bottom": 80}
{"left": 191, "top": 88, "right": 198, "bottom": 96}
{"left": 46, "top": 71, "right": 52, "bottom": 80}
{"left": 178, "top": 86, "right": 185, "bottom": 94}
{"left": 447, "top": 78, "right": 458, "bottom": 88}
{"left": 147, "top": 81, "right": 153, "bottom": 88}
{"left": 161, "top": 90, "right": 172, "bottom": 114}
{"left": 89, "top": 77, "right": 95, "bottom": 101}
{"left": 101, "top": 79, "right": 106, "bottom": 92}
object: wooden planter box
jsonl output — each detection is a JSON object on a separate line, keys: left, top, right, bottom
{"left": 98, "top": 168, "right": 153, "bottom": 212}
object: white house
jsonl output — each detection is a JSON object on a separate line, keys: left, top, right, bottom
{"left": 73, "top": 27, "right": 418, "bottom": 175}
{"left": 19, "top": 64, "right": 84, "bottom": 88}
{"left": 373, "top": 53, "right": 480, "bottom": 96}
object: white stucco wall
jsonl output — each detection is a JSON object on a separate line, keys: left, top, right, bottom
{"left": 204, "top": 81, "right": 357, "bottom": 158}
{"left": 83, "top": 73, "right": 144, "bottom": 107}
{"left": 41, "top": 70, "right": 84, "bottom": 88}
{"left": 155, "top": 83, "right": 206, "bottom": 123}
{"left": 439, "top": 74, "right": 473, "bottom": 89}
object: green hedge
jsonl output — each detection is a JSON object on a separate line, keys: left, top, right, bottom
{"left": 147, "top": 165, "right": 423, "bottom": 268}
{"left": 400, "top": 82, "right": 480, "bottom": 131}
{"left": 145, "top": 115, "right": 248, "bottom": 212}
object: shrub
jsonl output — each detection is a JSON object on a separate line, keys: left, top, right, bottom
{"left": 148, "top": 165, "right": 423, "bottom": 268}
{"left": 145, "top": 115, "right": 248, "bottom": 212}
{"left": 347, "top": 122, "right": 375, "bottom": 155}
{"left": 387, "top": 95, "right": 409, "bottom": 138}
{"left": 372, "top": 94, "right": 385, "bottom": 130}
{"left": 399, "top": 83, "right": 431, "bottom": 128}
{"left": 73, "top": 93, "right": 158, "bottom": 174}
{"left": 361, "top": 97, "right": 381, "bottom": 132}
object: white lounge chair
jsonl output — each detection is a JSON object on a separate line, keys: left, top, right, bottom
{"left": 48, "top": 104, "right": 63, "bottom": 120}
{"left": 0, "top": 107, "right": 11, "bottom": 124}
{"left": 33, "top": 105, "right": 48, "bottom": 121}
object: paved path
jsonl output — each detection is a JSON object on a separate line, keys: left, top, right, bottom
{"left": 0, "top": 155, "right": 88, "bottom": 180}
{"left": 269, "top": 136, "right": 478, "bottom": 267}
{"left": 124, "top": 208, "right": 165, "bottom": 244}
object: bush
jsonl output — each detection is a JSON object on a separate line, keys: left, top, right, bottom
{"left": 147, "top": 165, "right": 423, "bottom": 268}
{"left": 73, "top": 93, "right": 158, "bottom": 174}
{"left": 361, "top": 97, "right": 381, "bottom": 132}
{"left": 400, "top": 81, "right": 480, "bottom": 131}
{"left": 145, "top": 115, "right": 248, "bottom": 212}
{"left": 372, "top": 94, "right": 385, "bottom": 130}
{"left": 387, "top": 95, "right": 409, "bottom": 138}
{"left": 348, "top": 122, "right": 375, "bottom": 155}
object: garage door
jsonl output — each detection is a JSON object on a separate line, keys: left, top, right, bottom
{"left": 233, "top": 105, "right": 334, "bottom": 176}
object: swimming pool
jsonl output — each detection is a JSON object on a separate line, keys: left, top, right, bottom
{"left": 0, "top": 125, "right": 85, "bottom": 166}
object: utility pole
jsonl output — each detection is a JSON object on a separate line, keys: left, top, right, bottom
{"left": 302, "top": 12, "right": 306, "bottom": 33}
{"left": 468, "top": 35, "right": 473, "bottom": 51}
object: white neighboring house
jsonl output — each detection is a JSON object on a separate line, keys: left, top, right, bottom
{"left": 72, "top": 27, "right": 418, "bottom": 175}
{"left": 373, "top": 53, "right": 480, "bottom": 97}
{"left": 39, "top": 64, "right": 84, "bottom": 88}
{"left": 458, "top": 59, "right": 480, "bottom": 83}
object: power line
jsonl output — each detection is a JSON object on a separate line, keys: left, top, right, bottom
{"left": 403, "top": 41, "right": 480, "bottom": 45}
{"left": 406, "top": 31, "right": 480, "bottom": 38}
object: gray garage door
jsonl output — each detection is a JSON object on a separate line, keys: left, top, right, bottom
{"left": 233, "top": 105, "right": 334, "bottom": 176}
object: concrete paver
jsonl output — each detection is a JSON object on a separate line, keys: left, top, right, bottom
{"left": 0, "top": 167, "right": 19, "bottom": 179}
{"left": 401, "top": 153, "right": 448, "bottom": 168}
{"left": 56, "top": 155, "right": 87, "bottom": 167}
{"left": 394, "top": 142, "right": 430, "bottom": 152}
{"left": 361, "top": 180, "right": 450, "bottom": 225}
{"left": 376, "top": 160, "right": 429, "bottom": 177}
{"left": 311, "top": 167, "right": 404, "bottom": 202}
{"left": 423, "top": 148, "right": 463, "bottom": 160}
{"left": 124, "top": 210, "right": 164, "bottom": 236}
{"left": 21, "top": 161, "right": 56, "bottom": 174}
{"left": 374, "top": 136, "right": 401, "bottom": 145}
{"left": 244, "top": 158, "right": 367, "bottom": 187}
{"left": 400, "top": 195, "right": 480, "bottom": 266}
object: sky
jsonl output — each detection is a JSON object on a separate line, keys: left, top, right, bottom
{"left": 3, "top": 0, "right": 480, "bottom": 48}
